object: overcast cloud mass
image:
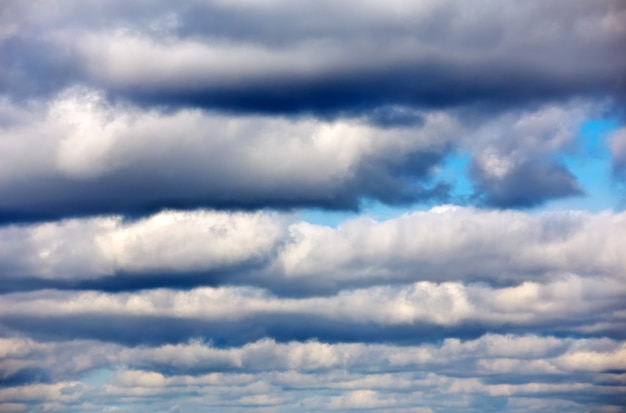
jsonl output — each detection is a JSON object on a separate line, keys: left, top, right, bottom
{"left": 1, "top": 1, "right": 625, "bottom": 412}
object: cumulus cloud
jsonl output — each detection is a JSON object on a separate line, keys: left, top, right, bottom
{"left": 470, "top": 159, "right": 583, "bottom": 207}
{"left": 0, "top": 89, "right": 459, "bottom": 220}
{"left": 0, "top": 209, "right": 286, "bottom": 284}
{"left": 462, "top": 104, "right": 589, "bottom": 207}
{"left": 1, "top": 209, "right": 624, "bottom": 412}
{"left": 1, "top": 1, "right": 625, "bottom": 412}
{"left": 1, "top": 207, "right": 625, "bottom": 294}
{"left": 1, "top": 0, "right": 625, "bottom": 114}
{"left": 0, "top": 91, "right": 595, "bottom": 219}
{"left": 1, "top": 274, "right": 625, "bottom": 346}
{"left": 1, "top": 335, "right": 625, "bottom": 412}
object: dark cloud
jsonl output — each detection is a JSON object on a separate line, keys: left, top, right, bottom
{"left": 471, "top": 159, "right": 583, "bottom": 208}
{"left": 3, "top": 312, "right": 624, "bottom": 349}
{"left": 105, "top": 61, "right": 623, "bottom": 118}
{"left": 0, "top": 160, "right": 450, "bottom": 223}
{"left": 0, "top": 368, "right": 51, "bottom": 387}
{"left": 0, "top": 268, "right": 247, "bottom": 295}
{"left": 0, "top": 95, "right": 457, "bottom": 221}
{"left": 0, "top": 314, "right": 484, "bottom": 348}
{"left": 361, "top": 106, "right": 426, "bottom": 129}
{"left": 1, "top": 0, "right": 625, "bottom": 115}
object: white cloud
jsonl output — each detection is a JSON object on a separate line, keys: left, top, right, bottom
{"left": 1, "top": 274, "right": 623, "bottom": 330}
{"left": 2, "top": 206, "right": 626, "bottom": 289}
{"left": 2, "top": 334, "right": 624, "bottom": 412}
{"left": 0, "top": 209, "right": 287, "bottom": 279}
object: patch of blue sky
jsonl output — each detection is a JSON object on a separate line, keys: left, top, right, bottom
{"left": 297, "top": 200, "right": 429, "bottom": 227}
{"left": 543, "top": 119, "right": 620, "bottom": 213}
{"left": 297, "top": 199, "right": 434, "bottom": 227}
{"left": 296, "top": 208, "right": 358, "bottom": 227}
{"left": 435, "top": 152, "right": 473, "bottom": 198}
{"left": 80, "top": 367, "right": 113, "bottom": 388}
{"left": 352, "top": 157, "right": 473, "bottom": 222}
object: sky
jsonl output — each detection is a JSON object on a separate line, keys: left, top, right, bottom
{"left": 0, "top": 1, "right": 625, "bottom": 412}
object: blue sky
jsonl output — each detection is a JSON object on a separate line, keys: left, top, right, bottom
{"left": 1, "top": 1, "right": 626, "bottom": 412}
{"left": 552, "top": 120, "right": 622, "bottom": 210}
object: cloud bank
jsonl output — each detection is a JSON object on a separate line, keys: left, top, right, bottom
{"left": 1, "top": 0, "right": 625, "bottom": 412}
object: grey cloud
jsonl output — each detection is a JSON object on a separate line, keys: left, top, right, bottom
{"left": 470, "top": 159, "right": 583, "bottom": 208}
{"left": 0, "top": 94, "right": 594, "bottom": 220}
{"left": 0, "top": 90, "right": 455, "bottom": 221}
{"left": 463, "top": 104, "right": 589, "bottom": 207}
{"left": 2, "top": 0, "right": 625, "bottom": 115}
{"left": 609, "top": 127, "right": 626, "bottom": 181}
{"left": 1, "top": 275, "right": 624, "bottom": 346}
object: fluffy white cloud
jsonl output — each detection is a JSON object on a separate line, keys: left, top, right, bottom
{"left": 0, "top": 209, "right": 287, "bottom": 279}
{"left": 4, "top": 334, "right": 624, "bottom": 379}
{"left": 2, "top": 207, "right": 625, "bottom": 289}
{"left": 2, "top": 334, "right": 624, "bottom": 412}
{"left": 1, "top": 274, "right": 623, "bottom": 330}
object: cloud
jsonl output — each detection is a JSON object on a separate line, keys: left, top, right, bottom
{"left": 609, "top": 127, "right": 626, "bottom": 181}
{"left": 470, "top": 159, "right": 583, "bottom": 208}
{"left": 1, "top": 274, "right": 624, "bottom": 347}
{"left": 1, "top": 207, "right": 625, "bottom": 294}
{"left": 0, "top": 89, "right": 458, "bottom": 221}
{"left": 1, "top": 335, "right": 625, "bottom": 412}
{"left": 462, "top": 104, "right": 590, "bottom": 207}
{"left": 1, "top": 1, "right": 625, "bottom": 412}
{"left": 0, "top": 209, "right": 288, "bottom": 298}
{"left": 2, "top": 0, "right": 625, "bottom": 115}
{"left": 0, "top": 92, "right": 596, "bottom": 219}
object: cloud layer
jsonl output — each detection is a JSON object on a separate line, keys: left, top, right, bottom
{"left": 1, "top": 208, "right": 626, "bottom": 411}
{"left": 1, "top": 1, "right": 625, "bottom": 412}
{"left": 2, "top": 334, "right": 625, "bottom": 412}
{"left": 1, "top": 207, "right": 625, "bottom": 293}
{"left": 0, "top": 89, "right": 596, "bottom": 217}
{"left": 2, "top": 0, "right": 625, "bottom": 113}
